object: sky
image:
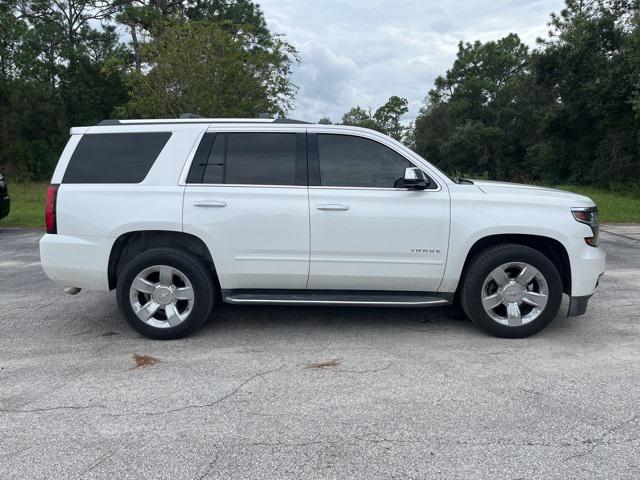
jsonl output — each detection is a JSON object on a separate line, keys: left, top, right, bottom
{"left": 257, "top": 0, "right": 565, "bottom": 123}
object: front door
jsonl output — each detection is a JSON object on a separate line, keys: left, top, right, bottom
{"left": 307, "top": 132, "right": 450, "bottom": 291}
{"left": 183, "top": 129, "right": 309, "bottom": 290}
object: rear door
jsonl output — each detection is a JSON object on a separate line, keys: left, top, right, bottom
{"left": 307, "top": 131, "right": 450, "bottom": 291}
{"left": 182, "top": 127, "right": 309, "bottom": 290}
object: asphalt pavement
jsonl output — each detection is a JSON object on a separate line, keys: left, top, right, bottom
{"left": 1, "top": 228, "right": 639, "bottom": 479}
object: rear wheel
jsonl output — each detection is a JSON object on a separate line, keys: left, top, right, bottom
{"left": 116, "top": 248, "right": 215, "bottom": 340}
{"left": 460, "top": 244, "right": 563, "bottom": 338}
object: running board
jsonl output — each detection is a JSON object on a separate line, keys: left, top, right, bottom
{"left": 222, "top": 289, "right": 452, "bottom": 307}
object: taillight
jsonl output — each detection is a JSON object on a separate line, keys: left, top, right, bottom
{"left": 45, "top": 184, "right": 59, "bottom": 234}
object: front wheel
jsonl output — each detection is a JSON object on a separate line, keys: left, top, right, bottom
{"left": 116, "top": 248, "right": 215, "bottom": 340}
{"left": 460, "top": 244, "right": 563, "bottom": 338}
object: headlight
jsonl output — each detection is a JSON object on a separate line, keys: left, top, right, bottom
{"left": 571, "top": 206, "right": 599, "bottom": 247}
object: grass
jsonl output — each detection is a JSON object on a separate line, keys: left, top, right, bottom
{"left": 1, "top": 182, "right": 48, "bottom": 228}
{"left": 553, "top": 185, "right": 640, "bottom": 223}
{"left": 1, "top": 182, "right": 639, "bottom": 228}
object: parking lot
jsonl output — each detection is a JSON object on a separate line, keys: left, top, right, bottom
{"left": 1, "top": 228, "right": 639, "bottom": 479}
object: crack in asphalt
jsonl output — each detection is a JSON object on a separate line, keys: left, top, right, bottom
{"left": 561, "top": 414, "right": 639, "bottom": 463}
{"left": 0, "top": 404, "right": 103, "bottom": 414}
{"left": 221, "top": 435, "right": 637, "bottom": 451}
{"left": 0, "top": 365, "right": 285, "bottom": 417}
{"left": 195, "top": 449, "right": 221, "bottom": 480}
{"left": 76, "top": 450, "right": 117, "bottom": 479}
{"left": 103, "top": 364, "right": 286, "bottom": 417}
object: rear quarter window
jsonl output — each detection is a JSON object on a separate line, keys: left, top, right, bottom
{"left": 62, "top": 132, "right": 172, "bottom": 183}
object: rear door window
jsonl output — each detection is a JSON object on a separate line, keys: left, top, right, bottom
{"left": 190, "top": 132, "right": 303, "bottom": 186}
{"left": 62, "top": 132, "right": 171, "bottom": 183}
{"left": 225, "top": 133, "right": 297, "bottom": 185}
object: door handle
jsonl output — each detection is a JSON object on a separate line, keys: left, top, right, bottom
{"left": 316, "top": 204, "right": 350, "bottom": 211}
{"left": 193, "top": 200, "right": 227, "bottom": 208}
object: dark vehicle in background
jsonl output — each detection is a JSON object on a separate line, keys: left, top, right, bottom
{"left": 0, "top": 174, "right": 9, "bottom": 221}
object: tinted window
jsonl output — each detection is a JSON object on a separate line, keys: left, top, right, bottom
{"left": 193, "top": 132, "right": 298, "bottom": 185}
{"left": 202, "top": 134, "right": 226, "bottom": 184}
{"left": 63, "top": 132, "right": 171, "bottom": 183}
{"left": 225, "top": 133, "right": 296, "bottom": 185}
{"left": 317, "top": 134, "right": 412, "bottom": 188}
{"left": 186, "top": 132, "right": 215, "bottom": 184}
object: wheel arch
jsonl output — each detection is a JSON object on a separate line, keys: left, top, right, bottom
{"left": 108, "top": 230, "right": 220, "bottom": 294}
{"left": 457, "top": 234, "right": 571, "bottom": 296}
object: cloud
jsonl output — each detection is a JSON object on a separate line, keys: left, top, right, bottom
{"left": 258, "top": 0, "right": 564, "bottom": 122}
{"left": 291, "top": 41, "right": 366, "bottom": 123}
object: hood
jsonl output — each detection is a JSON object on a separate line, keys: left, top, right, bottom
{"left": 472, "top": 180, "right": 595, "bottom": 207}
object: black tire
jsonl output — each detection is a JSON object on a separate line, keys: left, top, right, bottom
{"left": 460, "top": 243, "right": 563, "bottom": 338}
{"left": 116, "top": 248, "right": 215, "bottom": 340}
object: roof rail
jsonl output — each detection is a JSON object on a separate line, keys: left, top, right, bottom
{"left": 273, "top": 118, "right": 310, "bottom": 124}
{"left": 96, "top": 117, "right": 310, "bottom": 126}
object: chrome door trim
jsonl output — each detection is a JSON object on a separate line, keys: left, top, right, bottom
{"left": 308, "top": 185, "right": 442, "bottom": 192}
{"left": 193, "top": 200, "right": 227, "bottom": 207}
{"left": 185, "top": 183, "right": 307, "bottom": 189}
{"left": 310, "top": 257, "right": 444, "bottom": 265}
{"left": 316, "top": 204, "right": 350, "bottom": 211}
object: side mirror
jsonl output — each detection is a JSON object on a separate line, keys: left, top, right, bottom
{"left": 402, "top": 167, "right": 430, "bottom": 190}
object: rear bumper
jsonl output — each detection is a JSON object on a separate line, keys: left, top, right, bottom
{"left": 0, "top": 195, "right": 9, "bottom": 220}
{"left": 39, "top": 233, "right": 112, "bottom": 290}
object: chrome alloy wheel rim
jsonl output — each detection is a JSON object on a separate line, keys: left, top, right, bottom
{"left": 129, "top": 265, "right": 194, "bottom": 329}
{"left": 481, "top": 262, "right": 549, "bottom": 327}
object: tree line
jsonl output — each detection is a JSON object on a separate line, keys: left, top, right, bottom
{"left": 0, "top": 0, "right": 638, "bottom": 192}
{"left": 0, "top": 0, "right": 297, "bottom": 179}
{"left": 332, "top": 0, "right": 640, "bottom": 193}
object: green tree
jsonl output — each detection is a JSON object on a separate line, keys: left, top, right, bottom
{"left": 116, "top": 0, "right": 275, "bottom": 73}
{"left": 0, "top": 0, "right": 128, "bottom": 178}
{"left": 0, "top": 0, "right": 297, "bottom": 179}
{"left": 531, "top": 0, "right": 639, "bottom": 187}
{"left": 373, "top": 95, "right": 409, "bottom": 141}
{"left": 414, "top": 0, "right": 640, "bottom": 189}
{"left": 340, "top": 96, "right": 411, "bottom": 142}
{"left": 0, "top": 1, "right": 27, "bottom": 176}
{"left": 414, "top": 34, "right": 535, "bottom": 180}
{"left": 117, "top": 20, "right": 298, "bottom": 118}
{"left": 341, "top": 106, "right": 378, "bottom": 130}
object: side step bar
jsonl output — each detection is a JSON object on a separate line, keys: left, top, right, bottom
{"left": 222, "top": 289, "right": 452, "bottom": 307}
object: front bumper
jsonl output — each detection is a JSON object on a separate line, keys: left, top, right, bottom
{"left": 0, "top": 195, "right": 9, "bottom": 220}
{"left": 567, "top": 264, "right": 604, "bottom": 317}
{"left": 569, "top": 240, "right": 606, "bottom": 297}
{"left": 564, "top": 235, "right": 605, "bottom": 317}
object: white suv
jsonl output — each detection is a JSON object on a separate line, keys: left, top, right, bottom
{"left": 40, "top": 117, "right": 605, "bottom": 340}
